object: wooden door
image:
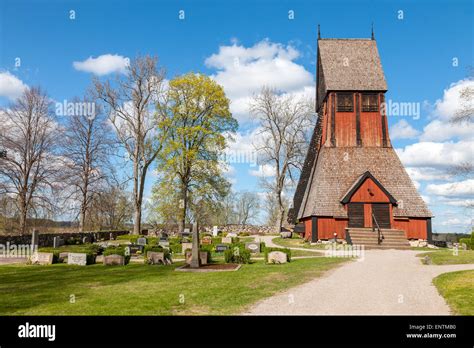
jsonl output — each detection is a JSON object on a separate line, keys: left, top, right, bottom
{"left": 348, "top": 203, "right": 364, "bottom": 228}
{"left": 372, "top": 203, "right": 391, "bottom": 228}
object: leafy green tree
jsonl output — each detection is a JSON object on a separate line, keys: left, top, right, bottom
{"left": 154, "top": 73, "right": 238, "bottom": 231}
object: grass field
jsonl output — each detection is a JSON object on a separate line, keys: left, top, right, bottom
{"left": 417, "top": 250, "right": 474, "bottom": 265}
{"left": 433, "top": 270, "right": 474, "bottom": 315}
{"left": 272, "top": 237, "right": 327, "bottom": 249}
{"left": 0, "top": 257, "right": 347, "bottom": 315}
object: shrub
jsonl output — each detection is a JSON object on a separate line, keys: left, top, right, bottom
{"left": 103, "top": 246, "right": 130, "bottom": 264}
{"left": 238, "top": 232, "right": 250, "bottom": 236}
{"left": 264, "top": 247, "right": 291, "bottom": 263}
{"left": 459, "top": 238, "right": 473, "bottom": 250}
{"left": 224, "top": 245, "right": 251, "bottom": 264}
{"left": 169, "top": 243, "right": 182, "bottom": 254}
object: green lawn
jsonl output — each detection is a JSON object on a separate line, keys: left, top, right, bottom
{"left": 0, "top": 257, "right": 347, "bottom": 315}
{"left": 433, "top": 270, "right": 474, "bottom": 315}
{"left": 272, "top": 237, "right": 328, "bottom": 250}
{"left": 417, "top": 250, "right": 474, "bottom": 265}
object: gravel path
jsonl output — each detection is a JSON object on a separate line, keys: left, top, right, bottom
{"left": 253, "top": 235, "right": 323, "bottom": 254}
{"left": 245, "top": 249, "right": 474, "bottom": 315}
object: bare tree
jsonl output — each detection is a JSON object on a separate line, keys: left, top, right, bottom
{"left": 250, "top": 87, "right": 314, "bottom": 233}
{"left": 0, "top": 87, "right": 60, "bottom": 234}
{"left": 93, "top": 56, "right": 169, "bottom": 234}
{"left": 62, "top": 98, "right": 115, "bottom": 231}
{"left": 451, "top": 69, "right": 473, "bottom": 124}
{"left": 236, "top": 191, "right": 260, "bottom": 225}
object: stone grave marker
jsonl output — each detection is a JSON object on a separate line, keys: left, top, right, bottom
{"left": 268, "top": 251, "right": 287, "bottom": 264}
{"left": 221, "top": 237, "right": 232, "bottom": 244}
{"left": 95, "top": 255, "right": 104, "bottom": 264}
{"left": 82, "top": 236, "right": 91, "bottom": 244}
{"left": 31, "top": 252, "right": 53, "bottom": 265}
{"left": 53, "top": 236, "right": 64, "bottom": 249}
{"left": 227, "top": 232, "right": 238, "bottom": 238}
{"left": 137, "top": 237, "right": 147, "bottom": 246}
{"left": 104, "top": 254, "right": 125, "bottom": 266}
{"left": 58, "top": 252, "right": 69, "bottom": 263}
{"left": 280, "top": 231, "right": 292, "bottom": 239}
{"left": 147, "top": 251, "right": 165, "bottom": 265}
{"left": 68, "top": 253, "right": 87, "bottom": 266}
{"left": 109, "top": 232, "right": 114, "bottom": 240}
{"left": 245, "top": 242, "right": 260, "bottom": 253}
{"left": 185, "top": 251, "right": 208, "bottom": 266}
{"left": 201, "top": 236, "right": 212, "bottom": 245}
{"left": 181, "top": 242, "right": 193, "bottom": 254}
{"left": 215, "top": 244, "right": 228, "bottom": 253}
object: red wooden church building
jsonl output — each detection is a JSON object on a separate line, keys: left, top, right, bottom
{"left": 289, "top": 31, "right": 433, "bottom": 248}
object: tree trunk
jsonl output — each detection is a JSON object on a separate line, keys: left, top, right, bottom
{"left": 274, "top": 191, "right": 284, "bottom": 234}
{"left": 18, "top": 194, "right": 27, "bottom": 235}
{"left": 132, "top": 153, "right": 141, "bottom": 235}
{"left": 178, "top": 185, "right": 188, "bottom": 233}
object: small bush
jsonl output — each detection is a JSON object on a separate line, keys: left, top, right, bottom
{"left": 238, "top": 232, "right": 250, "bottom": 236}
{"left": 264, "top": 247, "right": 291, "bottom": 263}
{"left": 224, "top": 246, "right": 251, "bottom": 264}
{"left": 459, "top": 238, "right": 473, "bottom": 250}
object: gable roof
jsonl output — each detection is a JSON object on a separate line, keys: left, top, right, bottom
{"left": 317, "top": 39, "right": 387, "bottom": 108}
{"left": 340, "top": 171, "right": 398, "bottom": 204}
{"left": 297, "top": 146, "right": 432, "bottom": 219}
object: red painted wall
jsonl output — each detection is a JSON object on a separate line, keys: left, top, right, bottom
{"left": 349, "top": 178, "right": 390, "bottom": 203}
{"left": 393, "top": 218, "right": 428, "bottom": 239}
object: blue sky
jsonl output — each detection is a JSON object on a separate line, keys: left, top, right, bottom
{"left": 0, "top": 0, "right": 472, "bottom": 233}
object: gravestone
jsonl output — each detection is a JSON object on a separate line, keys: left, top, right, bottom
{"left": 104, "top": 254, "right": 125, "bottom": 266}
{"left": 109, "top": 232, "right": 114, "bottom": 241}
{"left": 137, "top": 237, "right": 147, "bottom": 246}
{"left": 31, "top": 252, "right": 53, "bottom": 265}
{"left": 280, "top": 231, "right": 292, "bottom": 239}
{"left": 82, "top": 236, "right": 91, "bottom": 244}
{"left": 31, "top": 230, "right": 39, "bottom": 250}
{"left": 221, "top": 237, "right": 232, "bottom": 244}
{"left": 68, "top": 253, "right": 87, "bottom": 266}
{"left": 58, "top": 252, "right": 69, "bottom": 263}
{"left": 147, "top": 251, "right": 165, "bottom": 265}
{"left": 95, "top": 255, "right": 104, "bottom": 264}
{"left": 53, "top": 236, "right": 64, "bottom": 249}
{"left": 190, "top": 223, "right": 200, "bottom": 268}
{"left": 215, "top": 244, "right": 228, "bottom": 253}
{"left": 201, "top": 236, "right": 212, "bottom": 245}
{"left": 182, "top": 228, "right": 190, "bottom": 238}
{"left": 159, "top": 240, "right": 170, "bottom": 248}
{"left": 199, "top": 251, "right": 208, "bottom": 265}
{"left": 181, "top": 242, "right": 193, "bottom": 254}
{"left": 245, "top": 242, "right": 260, "bottom": 253}
{"left": 212, "top": 226, "right": 219, "bottom": 237}
{"left": 227, "top": 232, "right": 238, "bottom": 238}
{"left": 185, "top": 251, "right": 208, "bottom": 266}
{"left": 267, "top": 251, "right": 287, "bottom": 264}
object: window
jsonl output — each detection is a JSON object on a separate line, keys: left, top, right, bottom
{"left": 336, "top": 93, "right": 353, "bottom": 112}
{"left": 361, "top": 93, "right": 379, "bottom": 112}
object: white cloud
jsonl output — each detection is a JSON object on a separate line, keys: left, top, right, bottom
{"left": 426, "top": 179, "right": 474, "bottom": 197}
{"left": 0, "top": 72, "right": 28, "bottom": 100}
{"left": 73, "top": 54, "right": 129, "bottom": 76}
{"left": 419, "top": 79, "right": 474, "bottom": 141}
{"left": 249, "top": 164, "right": 275, "bottom": 178}
{"left": 390, "top": 119, "right": 420, "bottom": 140}
{"left": 430, "top": 79, "right": 474, "bottom": 121}
{"left": 441, "top": 218, "right": 472, "bottom": 226}
{"left": 396, "top": 141, "right": 474, "bottom": 168}
{"left": 405, "top": 167, "right": 451, "bottom": 181}
{"left": 205, "top": 39, "right": 314, "bottom": 124}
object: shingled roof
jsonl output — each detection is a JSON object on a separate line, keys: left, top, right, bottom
{"left": 297, "top": 146, "right": 432, "bottom": 219}
{"left": 317, "top": 39, "right": 387, "bottom": 108}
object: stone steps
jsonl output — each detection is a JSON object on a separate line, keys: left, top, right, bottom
{"left": 347, "top": 228, "right": 410, "bottom": 250}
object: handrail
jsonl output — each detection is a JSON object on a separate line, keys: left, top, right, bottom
{"left": 372, "top": 213, "right": 384, "bottom": 244}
